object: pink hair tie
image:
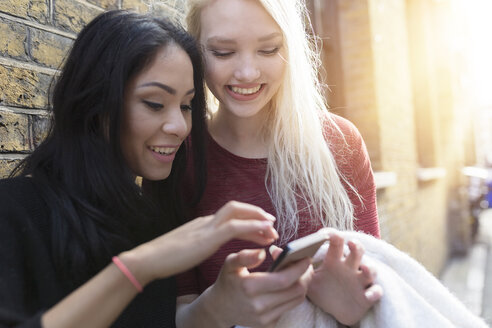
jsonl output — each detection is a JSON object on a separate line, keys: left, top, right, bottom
{"left": 112, "top": 256, "right": 143, "bottom": 293}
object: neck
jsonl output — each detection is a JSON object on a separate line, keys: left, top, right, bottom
{"left": 208, "top": 106, "right": 270, "bottom": 159}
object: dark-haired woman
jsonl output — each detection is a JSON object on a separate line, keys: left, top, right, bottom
{"left": 0, "top": 10, "right": 277, "bottom": 327}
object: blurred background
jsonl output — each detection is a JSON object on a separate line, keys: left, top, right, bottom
{"left": 0, "top": 0, "right": 491, "bottom": 323}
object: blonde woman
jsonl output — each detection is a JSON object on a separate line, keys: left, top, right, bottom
{"left": 176, "top": 0, "right": 383, "bottom": 326}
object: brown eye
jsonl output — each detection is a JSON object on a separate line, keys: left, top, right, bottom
{"left": 142, "top": 100, "right": 163, "bottom": 110}
{"left": 180, "top": 104, "right": 192, "bottom": 111}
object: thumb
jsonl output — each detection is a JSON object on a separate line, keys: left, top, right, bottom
{"left": 224, "top": 249, "right": 267, "bottom": 273}
{"left": 268, "top": 244, "right": 283, "bottom": 260}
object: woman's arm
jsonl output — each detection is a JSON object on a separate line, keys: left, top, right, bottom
{"left": 42, "top": 262, "right": 140, "bottom": 328}
{"left": 19, "top": 201, "right": 277, "bottom": 328}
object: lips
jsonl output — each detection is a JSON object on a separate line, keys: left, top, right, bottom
{"left": 226, "top": 84, "right": 264, "bottom": 100}
{"left": 149, "top": 145, "right": 178, "bottom": 163}
{"left": 229, "top": 85, "right": 262, "bottom": 95}
{"left": 149, "top": 146, "right": 177, "bottom": 155}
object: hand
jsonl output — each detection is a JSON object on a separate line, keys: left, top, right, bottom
{"left": 120, "top": 201, "right": 279, "bottom": 286}
{"left": 306, "top": 228, "right": 383, "bottom": 326}
{"left": 207, "top": 248, "right": 314, "bottom": 327}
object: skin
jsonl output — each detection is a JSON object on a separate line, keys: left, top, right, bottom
{"left": 177, "top": 0, "right": 383, "bottom": 326}
{"left": 271, "top": 229, "right": 384, "bottom": 326}
{"left": 121, "top": 45, "right": 194, "bottom": 181}
{"left": 40, "top": 43, "right": 280, "bottom": 328}
{"left": 306, "top": 235, "right": 384, "bottom": 326}
{"left": 200, "top": 0, "right": 286, "bottom": 158}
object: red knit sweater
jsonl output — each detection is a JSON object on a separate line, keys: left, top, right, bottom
{"left": 177, "top": 114, "right": 380, "bottom": 296}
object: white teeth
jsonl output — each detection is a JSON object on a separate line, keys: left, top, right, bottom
{"left": 230, "top": 85, "right": 261, "bottom": 95}
{"left": 150, "top": 146, "right": 176, "bottom": 155}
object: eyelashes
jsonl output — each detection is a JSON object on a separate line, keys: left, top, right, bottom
{"left": 142, "top": 100, "right": 193, "bottom": 112}
{"left": 180, "top": 104, "right": 192, "bottom": 111}
{"left": 209, "top": 46, "right": 281, "bottom": 58}
{"left": 142, "top": 100, "right": 163, "bottom": 110}
{"left": 259, "top": 47, "right": 280, "bottom": 55}
{"left": 211, "top": 50, "right": 233, "bottom": 58}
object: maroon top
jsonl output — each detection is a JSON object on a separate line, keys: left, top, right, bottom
{"left": 177, "top": 114, "right": 380, "bottom": 296}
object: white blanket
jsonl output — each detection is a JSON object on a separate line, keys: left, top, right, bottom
{"left": 272, "top": 230, "right": 489, "bottom": 328}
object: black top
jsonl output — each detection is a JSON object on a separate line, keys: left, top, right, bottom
{"left": 0, "top": 177, "right": 176, "bottom": 327}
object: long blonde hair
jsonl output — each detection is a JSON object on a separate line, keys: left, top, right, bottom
{"left": 186, "top": 0, "right": 355, "bottom": 242}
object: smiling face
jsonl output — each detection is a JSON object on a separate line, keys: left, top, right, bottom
{"left": 120, "top": 44, "right": 194, "bottom": 181}
{"left": 199, "top": 0, "right": 286, "bottom": 120}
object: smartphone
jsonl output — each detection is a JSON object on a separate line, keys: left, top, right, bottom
{"left": 268, "top": 230, "right": 329, "bottom": 272}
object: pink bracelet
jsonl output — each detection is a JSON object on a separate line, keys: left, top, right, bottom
{"left": 112, "top": 256, "right": 143, "bottom": 293}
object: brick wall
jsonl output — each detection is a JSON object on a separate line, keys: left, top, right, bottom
{"left": 0, "top": 0, "right": 185, "bottom": 178}
{"left": 333, "top": 0, "right": 472, "bottom": 274}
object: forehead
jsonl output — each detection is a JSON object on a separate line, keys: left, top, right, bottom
{"left": 133, "top": 44, "right": 194, "bottom": 88}
{"left": 200, "top": 0, "right": 281, "bottom": 42}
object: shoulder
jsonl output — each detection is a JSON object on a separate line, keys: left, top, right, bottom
{"left": 0, "top": 176, "right": 50, "bottom": 233}
{"left": 0, "top": 176, "right": 43, "bottom": 206}
{"left": 0, "top": 176, "right": 35, "bottom": 205}
{"left": 320, "top": 112, "right": 368, "bottom": 166}
{"left": 321, "top": 112, "right": 364, "bottom": 148}
{"left": 321, "top": 112, "right": 374, "bottom": 190}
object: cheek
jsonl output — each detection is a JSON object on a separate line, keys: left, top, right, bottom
{"left": 204, "top": 57, "right": 228, "bottom": 84}
{"left": 121, "top": 114, "right": 155, "bottom": 155}
{"left": 205, "top": 65, "right": 222, "bottom": 87}
{"left": 124, "top": 116, "right": 147, "bottom": 139}
{"left": 267, "top": 58, "right": 286, "bottom": 81}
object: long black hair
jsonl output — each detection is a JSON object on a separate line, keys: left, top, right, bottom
{"left": 10, "top": 10, "right": 207, "bottom": 287}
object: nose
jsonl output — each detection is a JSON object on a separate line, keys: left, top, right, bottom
{"left": 234, "top": 55, "right": 260, "bottom": 81}
{"left": 161, "top": 106, "right": 189, "bottom": 139}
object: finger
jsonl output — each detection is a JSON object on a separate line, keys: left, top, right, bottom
{"left": 360, "top": 263, "right": 377, "bottom": 286}
{"left": 269, "top": 244, "right": 283, "bottom": 260}
{"left": 223, "top": 219, "right": 279, "bottom": 245}
{"left": 364, "top": 284, "right": 383, "bottom": 302}
{"left": 243, "top": 258, "right": 312, "bottom": 294}
{"left": 299, "top": 264, "right": 314, "bottom": 287}
{"left": 324, "top": 231, "right": 345, "bottom": 261}
{"left": 345, "top": 239, "right": 364, "bottom": 269}
{"left": 224, "top": 249, "right": 266, "bottom": 274}
{"left": 216, "top": 201, "right": 276, "bottom": 224}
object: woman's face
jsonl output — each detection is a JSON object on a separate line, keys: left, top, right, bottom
{"left": 120, "top": 44, "right": 194, "bottom": 181}
{"left": 199, "top": 0, "right": 286, "bottom": 120}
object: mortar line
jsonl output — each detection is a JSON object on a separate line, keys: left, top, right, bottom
{"left": 0, "top": 57, "right": 59, "bottom": 75}
{"left": 0, "top": 105, "right": 51, "bottom": 116}
{"left": 0, "top": 12, "right": 76, "bottom": 39}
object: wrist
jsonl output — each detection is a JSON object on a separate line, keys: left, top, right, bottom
{"left": 118, "top": 247, "right": 153, "bottom": 288}
{"left": 199, "top": 285, "right": 232, "bottom": 328}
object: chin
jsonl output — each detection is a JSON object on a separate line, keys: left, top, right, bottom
{"left": 141, "top": 171, "right": 172, "bottom": 182}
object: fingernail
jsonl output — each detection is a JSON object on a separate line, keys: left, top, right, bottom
{"left": 269, "top": 245, "right": 277, "bottom": 255}
{"left": 258, "top": 249, "right": 266, "bottom": 260}
{"left": 365, "top": 289, "right": 379, "bottom": 301}
{"left": 266, "top": 213, "right": 276, "bottom": 221}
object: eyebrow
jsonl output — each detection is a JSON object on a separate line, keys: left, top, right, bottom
{"left": 206, "top": 32, "right": 283, "bottom": 45}
{"left": 138, "top": 82, "right": 194, "bottom": 95}
{"left": 258, "top": 32, "right": 283, "bottom": 42}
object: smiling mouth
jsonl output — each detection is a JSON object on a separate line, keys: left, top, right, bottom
{"left": 149, "top": 146, "right": 177, "bottom": 155}
{"left": 228, "top": 84, "right": 262, "bottom": 95}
